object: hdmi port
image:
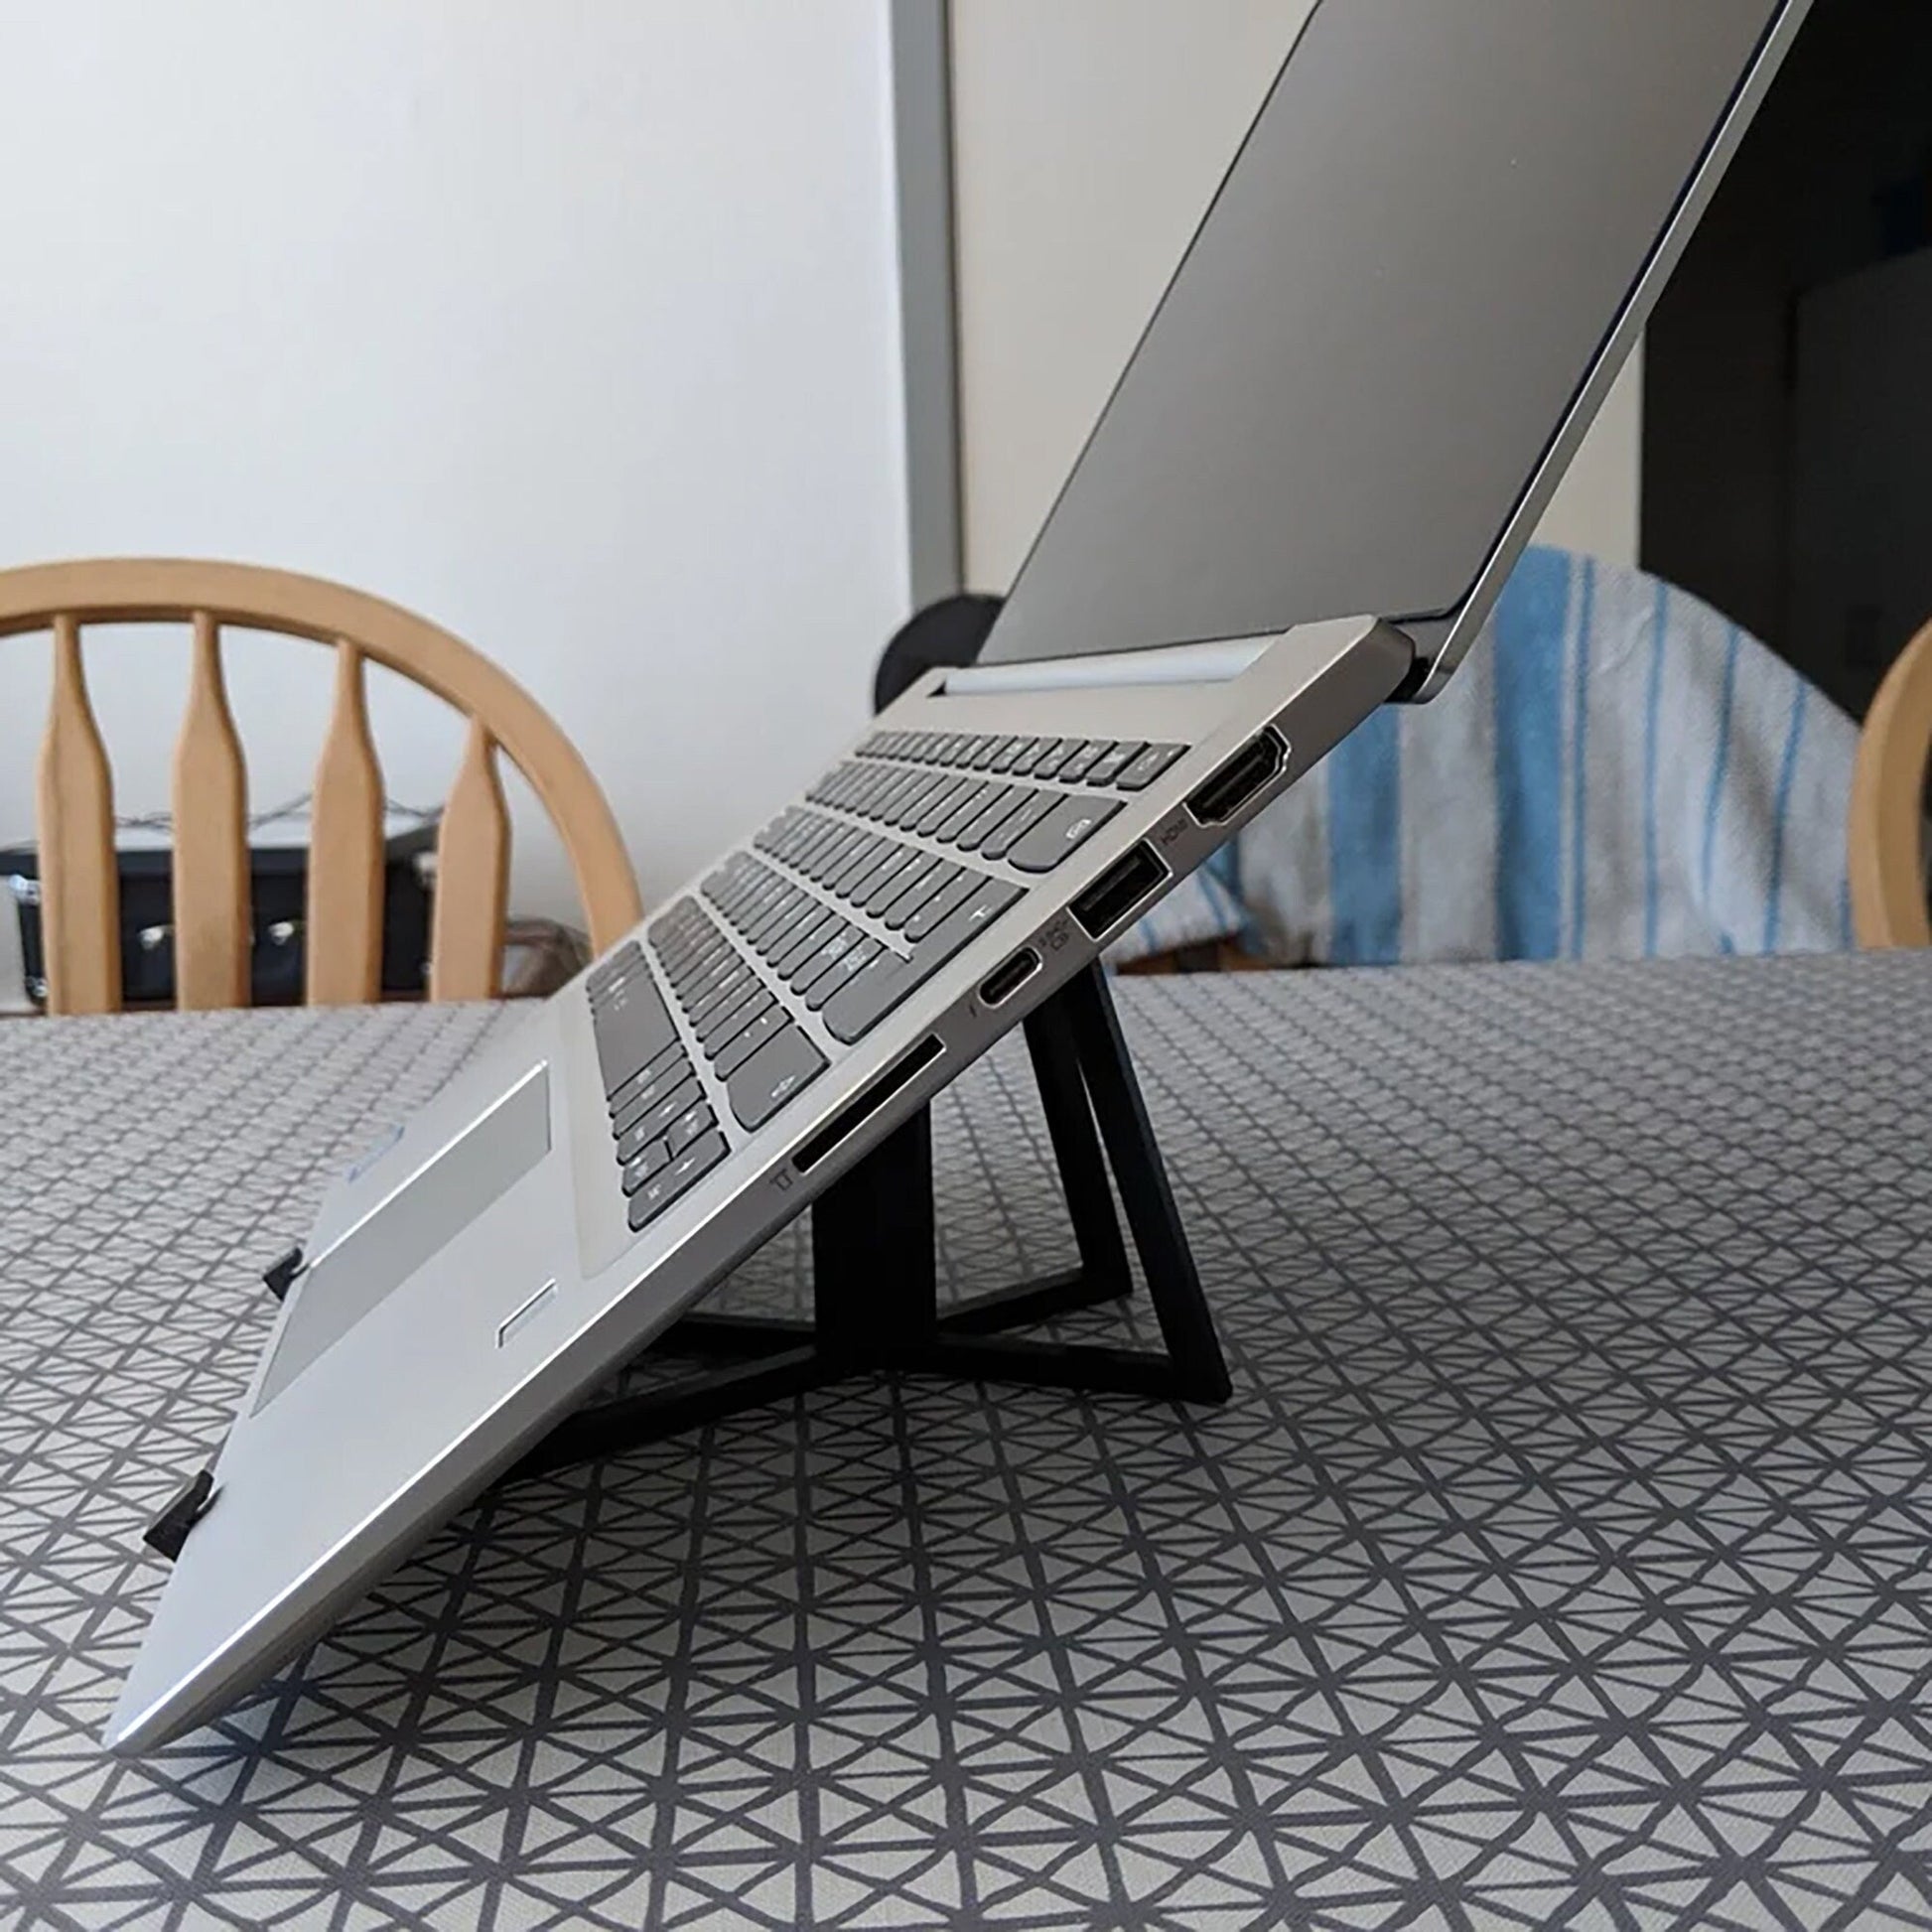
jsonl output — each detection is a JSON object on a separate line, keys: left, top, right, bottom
{"left": 1186, "top": 727, "right": 1288, "bottom": 825}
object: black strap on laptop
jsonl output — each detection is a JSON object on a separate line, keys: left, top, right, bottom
{"left": 260, "top": 1246, "right": 305, "bottom": 1304}
{"left": 506, "top": 962, "right": 1230, "bottom": 1483}
{"left": 142, "top": 1467, "right": 218, "bottom": 1562}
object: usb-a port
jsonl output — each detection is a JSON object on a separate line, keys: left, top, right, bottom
{"left": 1071, "top": 843, "right": 1171, "bottom": 941}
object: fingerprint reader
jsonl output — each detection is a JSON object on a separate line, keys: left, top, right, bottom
{"left": 497, "top": 1280, "right": 558, "bottom": 1348}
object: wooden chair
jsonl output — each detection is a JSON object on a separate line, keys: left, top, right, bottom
{"left": 7, "top": 558, "right": 642, "bottom": 1014}
{"left": 1850, "top": 614, "right": 1932, "bottom": 948}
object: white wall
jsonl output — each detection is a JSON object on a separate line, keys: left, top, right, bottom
{"left": 950, "top": 0, "right": 1643, "bottom": 594}
{"left": 0, "top": 2, "right": 908, "bottom": 951}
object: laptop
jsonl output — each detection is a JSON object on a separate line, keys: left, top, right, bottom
{"left": 107, "top": 0, "right": 1815, "bottom": 1752}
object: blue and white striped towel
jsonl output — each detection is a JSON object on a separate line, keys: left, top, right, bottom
{"left": 1112, "top": 548, "right": 1858, "bottom": 966}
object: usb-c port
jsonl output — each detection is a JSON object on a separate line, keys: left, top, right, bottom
{"left": 980, "top": 948, "right": 1041, "bottom": 1008}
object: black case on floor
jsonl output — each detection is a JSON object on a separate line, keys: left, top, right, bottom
{"left": 3, "top": 820, "right": 438, "bottom": 1009}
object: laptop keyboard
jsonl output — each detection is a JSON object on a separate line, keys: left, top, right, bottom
{"left": 859, "top": 729, "right": 1185, "bottom": 795}
{"left": 712, "top": 848, "right": 1019, "bottom": 1044}
{"left": 586, "top": 726, "right": 1189, "bottom": 1234}
{"left": 587, "top": 942, "right": 734, "bottom": 1232}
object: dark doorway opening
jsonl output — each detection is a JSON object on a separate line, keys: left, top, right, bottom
{"left": 1643, "top": 0, "right": 1932, "bottom": 718}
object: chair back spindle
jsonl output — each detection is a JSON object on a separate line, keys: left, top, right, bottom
{"left": 430, "top": 718, "right": 511, "bottom": 1002}
{"left": 171, "top": 613, "right": 251, "bottom": 1010}
{"left": 35, "top": 616, "right": 121, "bottom": 1016}
{"left": 306, "top": 643, "right": 387, "bottom": 1006}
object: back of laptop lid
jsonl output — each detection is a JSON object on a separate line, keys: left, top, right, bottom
{"left": 979, "top": 0, "right": 1802, "bottom": 671}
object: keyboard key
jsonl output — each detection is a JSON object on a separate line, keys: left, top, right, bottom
{"left": 873, "top": 769, "right": 931, "bottom": 822}
{"left": 871, "top": 852, "right": 945, "bottom": 923}
{"left": 688, "top": 966, "right": 756, "bottom": 1028}
{"left": 607, "top": 1041, "right": 685, "bottom": 1118}
{"left": 615, "top": 1075, "right": 703, "bottom": 1162}
{"left": 593, "top": 974, "right": 678, "bottom": 1098}
{"left": 979, "top": 789, "right": 1060, "bottom": 862}
{"left": 716, "top": 1004, "right": 791, "bottom": 1080}
{"left": 953, "top": 785, "right": 1028, "bottom": 854}
{"left": 817, "top": 954, "right": 911, "bottom": 1046}
{"left": 901, "top": 869, "right": 982, "bottom": 941}
{"left": 1006, "top": 795, "right": 1123, "bottom": 873}
{"left": 589, "top": 957, "right": 651, "bottom": 1007}
{"left": 1030, "top": 740, "right": 1077, "bottom": 781}
{"left": 1054, "top": 741, "right": 1108, "bottom": 784}
{"left": 882, "top": 860, "right": 961, "bottom": 930}
{"left": 822, "top": 878, "right": 1021, "bottom": 1043}
{"left": 803, "top": 934, "right": 883, "bottom": 1009}
{"left": 621, "top": 1137, "right": 673, "bottom": 1195}
{"left": 889, "top": 770, "right": 951, "bottom": 825}
{"left": 773, "top": 909, "right": 842, "bottom": 977}
{"left": 700, "top": 987, "right": 773, "bottom": 1057}
{"left": 664, "top": 1100, "right": 717, "bottom": 1158}
{"left": 859, "top": 844, "right": 924, "bottom": 914}
{"left": 587, "top": 941, "right": 642, "bottom": 997}
{"left": 1113, "top": 743, "right": 1186, "bottom": 791}
{"left": 788, "top": 923, "right": 867, "bottom": 994}
{"left": 612, "top": 1055, "right": 697, "bottom": 1138}
{"left": 933, "top": 783, "right": 997, "bottom": 844}
{"left": 627, "top": 1129, "right": 730, "bottom": 1232}
{"left": 828, "top": 837, "right": 894, "bottom": 899}
{"left": 728, "top": 1025, "right": 828, "bottom": 1130}
{"left": 898, "top": 779, "right": 953, "bottom": 838}
{"left": 1084, "top": 741, "right": 1144, "bottom": 787}
{"left": 922, "top": 875, "right": 1023, "bottom": 960}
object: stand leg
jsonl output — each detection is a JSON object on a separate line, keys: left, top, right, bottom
{"left": 507, "top": 963, "right": 1229, "bottom": 1483}
{"left": 510, "top": 1347, "right": 831, "bottom": 1480}
{"left": 811, "top": 1104, "right": 936, "bottom": 1354}
{"left": 1055, "top": 969, "right": 1233, "bottom": 1403}
{"left": 1021, "top": 999, "right": 1133, "bottom": 1300}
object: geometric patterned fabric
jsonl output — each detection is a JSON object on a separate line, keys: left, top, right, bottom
{"left": 3, "top": 958, "right": 1931, "bottom": 1929}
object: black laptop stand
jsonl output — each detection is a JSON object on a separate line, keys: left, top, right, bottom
{"left": 510, "top": 963, "right": 1230, "bottom": 1482}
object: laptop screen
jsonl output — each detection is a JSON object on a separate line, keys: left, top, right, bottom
{"left": 979, "top": 0, "right": 1787, "bottom": 667}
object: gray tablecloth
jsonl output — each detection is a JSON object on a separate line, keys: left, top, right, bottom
{"left": 3, "top": 959, "right": 1931, "bottom": 1930}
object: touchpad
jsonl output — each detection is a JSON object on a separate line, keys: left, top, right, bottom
{"left": 253, "top": 1065, "right": 551, "bottom": 1412}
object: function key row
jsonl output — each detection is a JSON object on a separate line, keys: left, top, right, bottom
{"left": 588, "top": 941, "right": 729, "bottom": 1233}
{"left": 858, "top": 730, "right": 1186, "bottom": 794}
{"left": 803, "top": 761, "right": 1122, "bottom": 874}
{"left": 650, "top": 897, "right": 828, "bottom": 1135}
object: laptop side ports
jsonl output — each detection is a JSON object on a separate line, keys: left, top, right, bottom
{"left": 1071, "top": 842, "right": 1171, "bottom": 941}
{"left": 979, "top": 948, "right": 1042, "bottom": 1008}
{"left": 1186, "top": 726, "right": 1288, "bottom": 825}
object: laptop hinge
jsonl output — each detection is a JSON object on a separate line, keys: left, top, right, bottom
{"left": 1381, "top": 621, "right": 1435, "bottom": 702}
{"left": 1381, "top": 616, "right": 1452, "bottom": 702}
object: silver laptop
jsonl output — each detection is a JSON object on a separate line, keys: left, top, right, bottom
{"left": 107, "top": 0, "right": 1814, "bottom": 1752}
